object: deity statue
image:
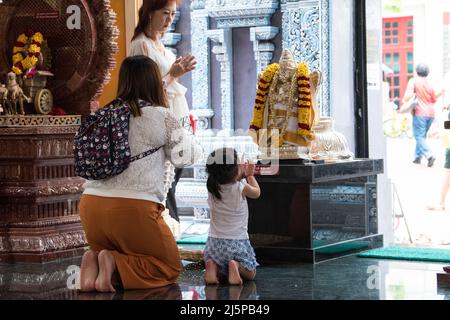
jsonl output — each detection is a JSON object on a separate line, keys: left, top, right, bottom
{"left": 249, "top": 49, "right": 320, "bottom": 159}
{"left": 249, "top": 49, "right": 353, "bottom": 161}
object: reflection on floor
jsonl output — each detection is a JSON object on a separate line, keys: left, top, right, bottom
{"left": 1, "top": 254, "right": 450, "bottom": 300}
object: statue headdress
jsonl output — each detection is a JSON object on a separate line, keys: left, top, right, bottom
{"left": 279, "top": 49, "right": 297, "bottom": 72}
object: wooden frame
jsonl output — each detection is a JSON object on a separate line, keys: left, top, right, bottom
{"left": 124, "top": 0, "right": 142, "bottom": 53}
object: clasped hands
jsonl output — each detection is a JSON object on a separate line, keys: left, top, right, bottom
{"left": 169, "top": 54, "right": 197, "bottom": 79}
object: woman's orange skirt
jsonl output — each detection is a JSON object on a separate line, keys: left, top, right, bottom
{"left": 79, "top": 195, "right": 182, "bottom": 289}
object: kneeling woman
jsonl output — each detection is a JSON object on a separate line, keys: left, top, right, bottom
{"left": 79, "top": 55, "right": 202, "bottom": 292}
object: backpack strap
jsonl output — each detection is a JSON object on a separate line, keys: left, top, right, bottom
{"left": 130, "top": 146, "right": 162, "bottom": 162}
{"left": 125, "top": 99, "right": 162, "bottom": 162}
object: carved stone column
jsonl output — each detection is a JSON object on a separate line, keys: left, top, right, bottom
{"left": 0, "top": 116, "right": 87, "bottom": 263}
{"left": 281, "top": 0, "right": 330, "bottom": 116}
{"left": 207, "top": 28, "right": 234, "bottom": 133}
{"left": 190, "top": 2, "right": 213, "bottom": 132}
{"left": 250, "top": 26, "right": 279, "bottom": 76}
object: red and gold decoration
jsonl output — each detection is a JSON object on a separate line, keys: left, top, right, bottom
{"left": 296, "top": 63, "right": 315, "bottom": 140}
{"left": 12, "top": 32, "right": 44, "bottom": 77}
{"left": 250, "top": 63, "right": 280, "bottom": 131}
{"left": 249, "top": 60, "right": 315, "bottom": 146}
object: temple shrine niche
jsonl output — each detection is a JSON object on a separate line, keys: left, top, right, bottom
{"left": 176, "top": 0, "right": 383, "bottom": 262}
{"left": 178, "top": 0, "right": 350, "bottom": 218}
{"left": 0, "top": 0, "right": 118, "bottom": 262}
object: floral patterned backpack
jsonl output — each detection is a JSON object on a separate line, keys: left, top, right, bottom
{"left": 73, "top": 99, "right": 161, "bottom": 180}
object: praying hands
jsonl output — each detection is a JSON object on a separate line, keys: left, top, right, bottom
{"left": 169, "top": 54, "right": 197, "bottom": 79}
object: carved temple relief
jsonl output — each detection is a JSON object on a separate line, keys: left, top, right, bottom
{"left": 180, "top": 0, "right": 339, "bottom": 218}
{"left": 190, "top": 0, "right": 280, "bottom": 133}
{"left": 281, "top": 0, "right": 330, "bottom": 117}
{"left": 250, "top": 26, "right": 279, "bottom": 77}
{"left": 207, "top": 29, "right": 233, "bottom": 133}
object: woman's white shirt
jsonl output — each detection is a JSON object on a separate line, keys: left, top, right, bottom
{"left": 129, "top": 34, "right": 190, "bottom": 121}
{"left": 83, "top": 106, "right": 202, "bottom": 204}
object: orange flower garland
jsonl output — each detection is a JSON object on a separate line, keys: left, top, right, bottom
{"left": 250, "top": 63, "right": 280, "bottom": 131}
{"left": 296, "top": 62, "right": 315, "bottom": 140}
{"left": 12, "top": 32, "right": 44, "bottom": 76}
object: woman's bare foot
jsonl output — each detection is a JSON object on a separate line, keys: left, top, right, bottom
{"left": 204, "top": 260, "right": 219, "bottom": 285}
{"left": 80, "top": 250, "right": 98, "bottom": 292}
{"left": 228, "top": 260, "right": 243, "bottom": 285}
{"left": 95, "top": 250, "right": 116, "bottom": 293}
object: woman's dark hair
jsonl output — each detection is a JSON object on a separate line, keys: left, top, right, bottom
{"left": 206, "top": 148, "right": 240, "bottom": 201}
{"left": 416, "top": 63, "right": 430, "bottom": 77}
{"left": 132, "top": 0, "right": 182, "bottom": 41}
{"left": 117, "top": 55, "right": 168, "bottom": 117}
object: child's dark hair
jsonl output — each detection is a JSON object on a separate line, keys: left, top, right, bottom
{"left": 206, "top": 148, "right": 239, "bottom": 201}
{"left": 117, "top": 55, "right": 168, "bottom": 117}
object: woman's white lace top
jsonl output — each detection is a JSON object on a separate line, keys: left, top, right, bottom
{"left": 83, "top": 106, "right": 202, "bottom": 204}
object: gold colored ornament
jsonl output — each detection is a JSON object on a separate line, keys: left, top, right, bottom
{"left": 11, "top": 32, "right": 44, "bottom": 76}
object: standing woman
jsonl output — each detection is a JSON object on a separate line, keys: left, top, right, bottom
{"left": 129, "top": 0, "right": 197, "bottom": 232}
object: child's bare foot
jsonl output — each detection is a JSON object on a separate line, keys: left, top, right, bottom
{"left": 80, "top": 250, "right": 98, "bottom": 292}
{"left": 239, "top": 265, "right": 256, "bottom": 281}
{"left": 95, "top": 250, "right": 116, "bottom": 293}
{"left": 228, "top": 260, "right": 243, "bottom": 285}
{"left": 204, "top": 260, "right": 219, "bottom": 285}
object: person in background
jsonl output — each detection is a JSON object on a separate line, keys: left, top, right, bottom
{"left": 129, "top": 0, "right": 197, "bottom": 237}
{"left": 426, "top": 149, "right": 450, "bottom": 212}
{"left": 401, "top": 63, "right": 444, "bottom": 167}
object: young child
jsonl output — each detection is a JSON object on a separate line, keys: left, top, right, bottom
{"left": 203, "top": 148, "right": 261, "bottom": 285}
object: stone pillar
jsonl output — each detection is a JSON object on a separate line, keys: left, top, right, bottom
{"left": 190, "top": 2, "right": 213, "bottom": 132}
{"left": 250, "top": 26, "right": 279, "bottom": 76}
{"left": 0, "top": 116, "right": 87, "bottom": 263}
{"left": 207, "top": 28, "right": 234, "bottom": 133}
{"left": 281, "top": 0, "right": 330, "bottom": 116}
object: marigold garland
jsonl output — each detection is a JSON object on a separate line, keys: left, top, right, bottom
{"left": 250, "top": 63, "right": 280, "bottom": 131}
{"left": 249, "top": 61, "right": 315, "bottom": 144}
{"left": 12, "top": 32, "right": 44, "bottom": 77}
{"left": 296, "top": 62, "right": 315, "bottom": 140}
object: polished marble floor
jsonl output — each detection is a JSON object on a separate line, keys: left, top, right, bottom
{"left": 0, "top": 253, "right": 449, "bottom": 300}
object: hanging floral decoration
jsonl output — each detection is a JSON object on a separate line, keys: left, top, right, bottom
{"left": 249, "top": 61, "right": 315, "bottom": 143}
{"left": 12, "top": 32, "right": 44, "bottom": 77}
{"left": 250, "top": 63, "right": 280, "bottom": 131}
{"left": 295, "top": 62, "right": 315, "bottom": 140}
